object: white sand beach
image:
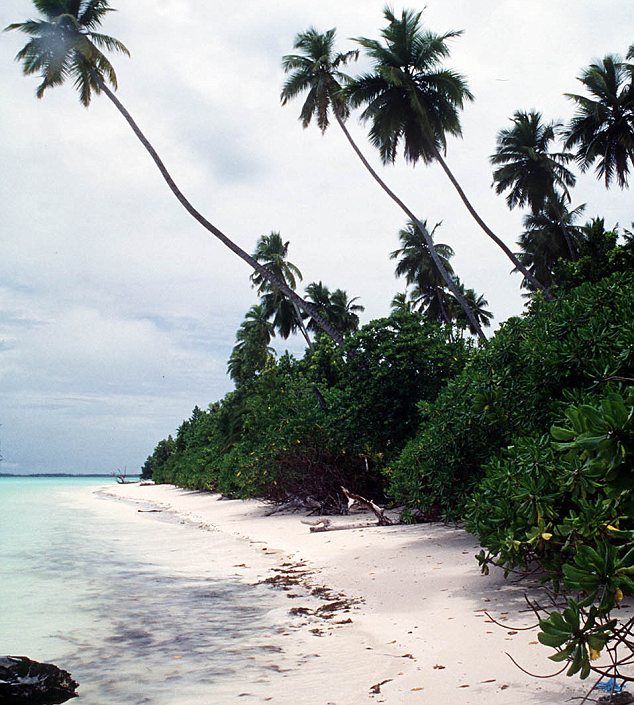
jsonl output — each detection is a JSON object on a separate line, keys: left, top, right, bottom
{"left": 87, "top": 483, "right": 593, "bottom": 705}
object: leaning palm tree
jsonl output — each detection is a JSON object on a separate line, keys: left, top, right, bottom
{"left": 390, "top": 219, "right": 455, "bottom": 324}
{"left": 564, "top": 54, "right": 634, "bottom": 189}
{"left": 251, "top": 232, "right": 311, "bottom": 344}
{"left": 491, "top": 110, "right": 576, "bottom": 213}
{"left": 281, "top": 25, "right": 486, "bottom": 341}
{"left": 516, "top": 196, "right": 586, "bottom": 291}
{"left": 347, "top": 7, "right": 550, "bottom": 297}
{"left": 6, "top": 0, "right": 343, "bottom": 347}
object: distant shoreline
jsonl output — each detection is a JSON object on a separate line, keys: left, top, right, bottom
{"left": 0, "top": 473, "right": 135, "bottom": 478}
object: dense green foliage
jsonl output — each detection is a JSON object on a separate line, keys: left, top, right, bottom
{"left": 147, "top": 312, "right": 469, "bottom": 509}
{"left": 388, "top": 272, "right": 634, "bottom": 518}
{"left": 467, "top": 388, "right": 633, "bottom": 681}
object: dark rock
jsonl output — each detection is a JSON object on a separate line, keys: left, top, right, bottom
{"left": 0, "top": 656, "right": 79, "bottom": 704}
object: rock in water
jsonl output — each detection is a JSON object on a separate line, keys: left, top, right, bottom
{"left": 0, "top": 656, "right": 79, "bottom": 704}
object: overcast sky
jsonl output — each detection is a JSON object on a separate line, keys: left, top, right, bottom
{"left": 0, "top": 1, "right": 632, "bottom": 474}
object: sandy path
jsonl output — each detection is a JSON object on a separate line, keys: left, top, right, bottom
{"left": 94, "top": 483, "right": 584, "bottom": 704}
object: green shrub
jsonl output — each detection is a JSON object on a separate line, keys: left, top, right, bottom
{"left": 145, "top": 312, "right": 469, "bottom": 508}
{"left": 388, "top": 273, "right": 634, "bottom": 517}
{"left": 208, "top": 315, "right": 468, "bottom": 508}
{"left": 466, "top": 388, "right": 633, "bottom": 684}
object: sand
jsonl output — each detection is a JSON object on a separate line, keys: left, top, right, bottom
{"left": 94, "top": 483, "right": 588, "bottom": 704}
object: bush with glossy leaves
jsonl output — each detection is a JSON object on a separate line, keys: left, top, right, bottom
{"left": 388, "top": 272, "right": 633, "bottom": 518}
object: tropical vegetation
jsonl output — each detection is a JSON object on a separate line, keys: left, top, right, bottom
{"left": 8, "top": 1, "right": 633, "bottom": 695}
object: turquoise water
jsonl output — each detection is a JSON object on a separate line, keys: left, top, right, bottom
{"left": 0, "top": 478, "right": 288, "bottom": 704}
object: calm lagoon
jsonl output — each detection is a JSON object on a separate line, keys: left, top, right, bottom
{"left": 0, "top": 477, "right": 287, "bottom": 704}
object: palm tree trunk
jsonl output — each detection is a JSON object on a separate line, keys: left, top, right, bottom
{"left": 562, "top": 230, "right": 578, "bottom": 261}
{"left": 436, "top": 290, "right": 451, "bottom": 326}
{"left": 331, "top": 109, "right": 487, "bottom": 342}
{"left": 549, "top": 192, "right": 577, "bottom": 261}
{"left": 292, "top": 301, "right": 313, "bottom": 347}
{"left": 97, "top": 79, "right": 345, "bottom": 347}
{"left": 431, "top": 147, "right": 553, "bottom": 300}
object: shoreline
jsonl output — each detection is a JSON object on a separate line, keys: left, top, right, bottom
{"left": 96, "top": 483, "right": 581, "bottom": 704}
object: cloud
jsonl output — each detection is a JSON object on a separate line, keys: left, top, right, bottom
{"left": 0, "top": 0, "right": 632, "bottom": 473}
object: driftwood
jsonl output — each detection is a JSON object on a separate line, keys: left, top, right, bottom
{"left": 300, "top": 489, "right": 395, "bottom": 533}
{"left": 265, "top": 497, "right": 321, "bottom": 517}
{"left": 112, "top": 468, "right": 133, "bottom": 485}
{"left": 341, "top": 486, "right": 393, "bottom": 526}
{"left": 308, "top": 520, "right": 383, "bottom": 533}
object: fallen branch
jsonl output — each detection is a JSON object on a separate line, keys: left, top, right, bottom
{"left": 341, "top": 486, "right": 393, "bottom": 526}
{"left": 265, "top": 497, "right": 321, "bottom": 516}
{"left": 309, "top": 520, "right": 382, "bottom": 533}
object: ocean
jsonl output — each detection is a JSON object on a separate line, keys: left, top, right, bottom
{"left": 0, "top": 477, "right": 288, "bottom": 704}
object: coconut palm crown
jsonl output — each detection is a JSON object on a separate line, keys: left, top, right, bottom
{"left": 250, "top": 232, "right": 303, "bottom": 294}
{"left": 391, "top": 219, "right": 454, "bottom": 287}
{"left": 391, "top": 219, "right": 455, "bottom": 324}
{"left": 564, "top": 54, "right": 634, "bottom": 188}
{"left": 491, "top": 110, "right": 576, "bottom": 213}
{"left": 6, "top": 0, "right": 129, "bottom": 106}
{"left": 251, "top": 232, "right": 308, "bottom": 341}
{"left": 281, "top": 27, "right": 358, "bottom": 132}
{"left": 346, "top": 7, "right": 472, "bottom": 164}
{"left": 304, "top": 282, "right": 364, "bottom": 336}
{"left": 450, "top": 283, "right": 493, "bottom": 334}
{"left": 516, "top": 195, "right": 586, "bottom": 291}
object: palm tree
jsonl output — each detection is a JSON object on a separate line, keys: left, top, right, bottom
{"left": 281, "top": 24, "right": 486, "bottom": 341}
{"left": 564, "top": 54, "right": 634, "bottom": 189}
{"left": 390, "top": 219, "right": 455, "bottom": 324}
{"left": 329, "top": 289, "right": 364, "bottom": 334}
{"left": 516, "top": 196, "right": 586, "bottom": 291}
{"left": 304, "top": 281, "right": 363, "bottom": 336}
{"left": 408, "top": 280, "right": 454, "bottom": 325}
{"left": 227, "top": 304, "right": 275, "bottom": 386}
{"left": 449, "top": 282, "right": 493, "bottom": 335}
{"left": 6, "top": 1, "right": 344, "bottom": 347}
{"left": 251, "top": 232, "right": 311, "bottom": 344}
{"left": 238, "top": 303, "right": 276, "bottom": 348}
{"left": 347, "top": 7, "right": 550, "bottom": 298}
{"left": 281, "top": 27, "right": 358, "bottom": 131}
{"left": 390, "top": 292, "right": 413, "bottom": 315}
{"left": 491, "top": 110, "right": 576, "bottom": 213}
{"left": 251, "top": 232, "right": 303, "bottom": 292}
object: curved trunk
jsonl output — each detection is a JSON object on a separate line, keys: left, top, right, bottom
{"left": 432, "top": 148, "right": 553, "bottom": 300}
{"left": 97, "top": 80, "right": 344, "bottom": 347}
{"left": 332, "top": 110, "right": 487, "bottom": 343}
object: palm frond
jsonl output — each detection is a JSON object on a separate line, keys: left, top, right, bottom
{"left": 88, "top": 31, "right": 129, "bottom": 56}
